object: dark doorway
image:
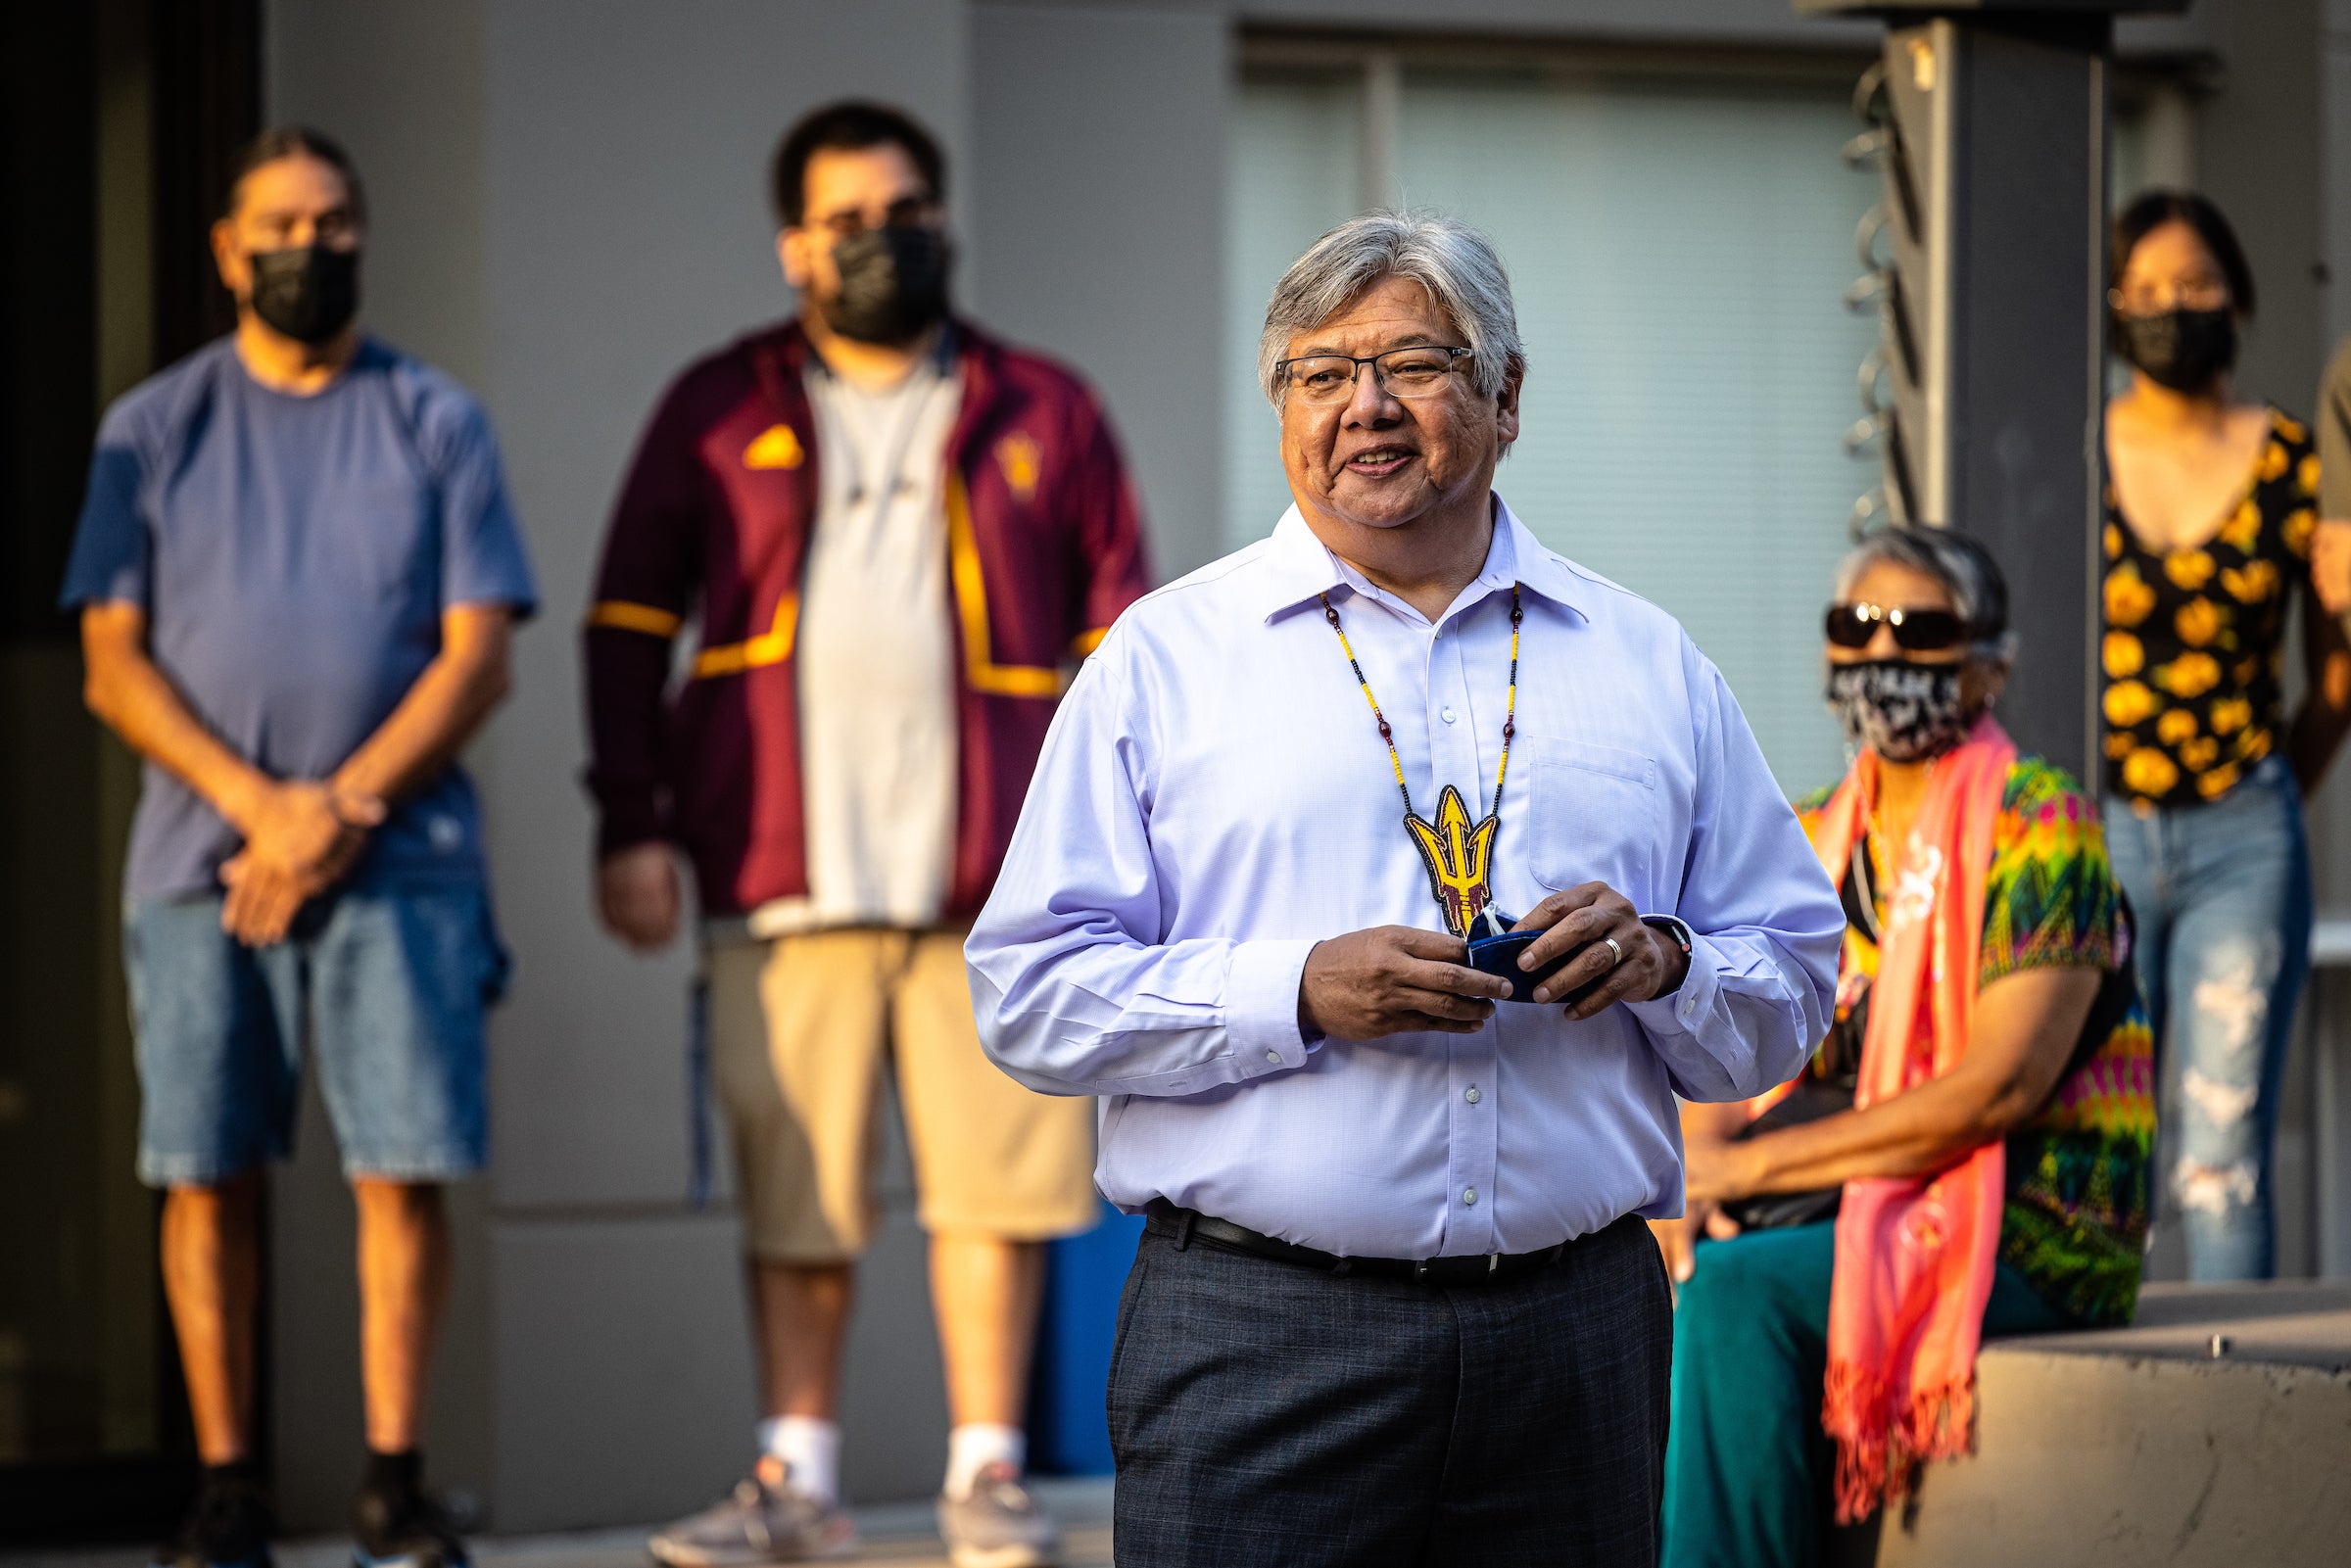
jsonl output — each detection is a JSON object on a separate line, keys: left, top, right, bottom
{"left": 0, "top": 0, "right": 258, "bottom": 1543}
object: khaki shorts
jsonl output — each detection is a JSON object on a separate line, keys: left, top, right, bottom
{"left": 706, "top": 926, "right": 1098, "bottom": 1261}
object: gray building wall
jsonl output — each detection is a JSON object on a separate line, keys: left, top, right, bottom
{"left": 264, "top": 0, "right": 976, "bottom": 1532}
{"left": 972, "top": 4, "right": 1231, "bottom": 576}
{"left": 258, "top": 0, "right": 2345, "bottom": 1534}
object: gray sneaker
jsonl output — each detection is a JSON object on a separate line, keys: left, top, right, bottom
{"left": 936, "top": 1463, "right": 1061, "bottom": 1568}
{"left": 647, "top": 1467, "right": 857, "bottom": 1566}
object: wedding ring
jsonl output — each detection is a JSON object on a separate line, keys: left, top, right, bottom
{"left": 1604, "top": 935, "right": 1624, "bottom": 967}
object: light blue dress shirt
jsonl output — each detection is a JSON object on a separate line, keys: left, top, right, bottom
{"left": 967, "top": 500, "right": 1842, "bottom": 1259}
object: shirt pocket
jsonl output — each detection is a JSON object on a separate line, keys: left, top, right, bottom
{"left": 1522, "top": 739, "right": 1660, "bottom": 900}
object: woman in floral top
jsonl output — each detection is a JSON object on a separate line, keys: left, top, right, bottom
{"left": 2102, "top": 191, "right": 2351, "bottom": 1280}
{"left": 1659, "top": 528, "right": 2151, "bottom": 1568}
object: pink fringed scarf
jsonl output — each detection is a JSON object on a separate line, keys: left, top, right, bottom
{"left": 1805, "top": 714, "right": 2014, "bottom": 1522}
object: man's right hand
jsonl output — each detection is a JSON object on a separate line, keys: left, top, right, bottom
{"left": 1296, "top": 925, "right": 1511, "bottom": 1041}
{"left": 598, "top": 840, "right": 682, "bottom": 951}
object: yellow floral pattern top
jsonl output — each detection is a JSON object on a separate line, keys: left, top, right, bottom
{"left": 2101, "top": 406, "right": 2317, "bottom": 807}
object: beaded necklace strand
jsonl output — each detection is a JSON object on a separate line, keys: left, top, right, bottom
{"left": 1319, "top": 584, "right": 1523, "bottom": 936}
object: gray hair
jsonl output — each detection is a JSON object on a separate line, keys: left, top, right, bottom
{"left": 1258, "top": 211, "right": 1526, "bottom": 406}
{"left": 1833, "top": 524, "right": 2020, "bottom": 663}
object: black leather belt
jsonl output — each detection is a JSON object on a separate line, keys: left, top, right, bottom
{"left": 1143, "top": 1198, "right": 1569, "bottom": 1285}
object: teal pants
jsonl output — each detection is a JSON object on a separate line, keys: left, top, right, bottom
{"left": 1660, "top": 1220, "right": 2067, "bottom": 1568}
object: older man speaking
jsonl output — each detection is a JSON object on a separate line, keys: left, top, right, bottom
{"left": 966, "top": 214, "right": 1842, "bottom": 1565}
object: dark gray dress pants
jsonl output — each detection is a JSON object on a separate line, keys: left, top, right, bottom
{"left": 1106, "top": 1212, "right": 1672, "bottom": 1567}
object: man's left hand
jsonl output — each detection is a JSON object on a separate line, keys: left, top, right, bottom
{"left": 1510, "top": 882, "right": 1688, "bottom": 1019}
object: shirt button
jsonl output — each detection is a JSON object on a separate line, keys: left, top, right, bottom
{"left": 1465, "top": 1086, "right": 1481, "bottom": 1104}
{"left": 1463, "top": 1187, "right": 1478, "bottom": 1207}
{"left": 1441, "top": 705, "right": 1458, "bottom": 724}
{"left": 1266, "top": 1050, "right": 1283, "bottom": 1064}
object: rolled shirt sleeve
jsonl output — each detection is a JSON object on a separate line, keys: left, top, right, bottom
{"left": 59, "top": 413, "right": 156, "bottom": 612}
{"left": 968, "top": 641, "right": 1320, "bottom": 1097}
{"left": 1623, "top": 655, "right": 1844, "bottom": 1101}
{"left": 428, "top": 395, "right": 539, "bottom": 618}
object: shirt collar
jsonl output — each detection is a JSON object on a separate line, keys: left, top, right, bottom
{"left": 1252, "top": 494, "right": 1590, "bottom": 625}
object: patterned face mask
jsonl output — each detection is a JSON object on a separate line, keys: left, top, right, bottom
{"left": 1825, "top": 659, "right": 1969, "bottom": 762}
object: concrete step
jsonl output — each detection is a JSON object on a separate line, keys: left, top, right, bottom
{"left": 1865, "top": 1282, "right": 2351, "bottom": 1567}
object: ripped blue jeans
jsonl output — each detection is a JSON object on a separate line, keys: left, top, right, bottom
{"left": 2105, "top": 755, "right": 2311, "bottom": 1280}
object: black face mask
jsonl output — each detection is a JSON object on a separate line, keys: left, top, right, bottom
{"left": 2114, "top": 307, "right": 2237, "bottom": 394}
{"left": 1826, "top": 660, "right": 1971, "bottom": 763}
{"left": 248, "top": 245, "right": 360, "bottom": 346}
{"left": 820, "top": 226, "right": 950, "bottom": 345}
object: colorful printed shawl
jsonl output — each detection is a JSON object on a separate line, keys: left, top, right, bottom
{"left": 1805, "top": 713, "right": 2016, "bottom": 1522}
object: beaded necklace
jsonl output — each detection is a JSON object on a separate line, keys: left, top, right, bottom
{"left": 1320, "top": 584, "right": 1522, "bottom": 937}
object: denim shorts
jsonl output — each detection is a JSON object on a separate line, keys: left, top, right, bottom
{"left": 123, "top": 881, "right": 509, "bottom": 1186}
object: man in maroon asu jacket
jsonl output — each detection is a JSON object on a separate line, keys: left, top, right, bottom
{"left": 584, "top": 103, "right": 1149, "bottom": 1568}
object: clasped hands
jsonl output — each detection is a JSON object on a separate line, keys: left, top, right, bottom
{"left": 217, "top": 778, "right": 386, "bottom": 946}
{"left": 1297, "top": 881, "right": 1689, "bottom": 1041}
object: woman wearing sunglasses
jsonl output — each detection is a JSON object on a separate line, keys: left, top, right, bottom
{"left": 1656, "top": 526, "right": 2153, "bottom": 1568}
{"left": 2103, "top": 190, "right": 2351, "bottom": 1281}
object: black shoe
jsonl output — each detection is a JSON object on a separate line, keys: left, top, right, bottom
{"left": 156, "top": 1464, "right": 276, "bottom": 1568}
{"left": 353, "top": 1452, "right": 470, "bottom": 1568}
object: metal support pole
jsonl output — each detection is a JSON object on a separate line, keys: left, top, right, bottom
{"left": 1806, "top": 0, "right": 2183, "bottom": 780}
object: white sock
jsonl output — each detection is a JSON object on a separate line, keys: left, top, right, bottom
{"left": 757, "top": 1414, "right": 841, "bottom": 1507}
{"left": 943, "top": 1423, "right": 1027, "bottom": 1500}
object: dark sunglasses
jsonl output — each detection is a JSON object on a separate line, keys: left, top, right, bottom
{"left": 1823, "top": 601, "right": 1973, "bottom": 651}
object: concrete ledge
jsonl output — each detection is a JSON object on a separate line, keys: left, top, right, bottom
{"left": 1870, "top": 1283, "right": 2351, "bottom": 1567}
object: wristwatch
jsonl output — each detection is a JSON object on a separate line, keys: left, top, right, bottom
{"left": 1640, "top": 915, "right": 1694, "bottom": 995}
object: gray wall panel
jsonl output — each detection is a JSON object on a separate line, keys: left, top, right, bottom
{"left": 266, "top": 0, "right": 490, "bottom": 389}
{"left": 972, "top": 4, "right": 1230, "bottom": 575}
{"left": 471, "top": 0, "right": 970, "bottom": 1211}
{"left": 262, "top": 1, "right": 502, "bottom": 1530}
{"left": 488, "top": 1212, "right": 756, "bottom": 1532}
{"left": 488, "top": 1199, "right": 947, "bottom": 1533}
{"left": 264, "top": 0, "right": 974, "bottom": 1528}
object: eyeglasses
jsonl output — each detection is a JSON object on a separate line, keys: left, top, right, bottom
{"left": 1275, "top": 346, "right": 1474, "bottom": 404}
{"left": 1823, "top": 601, "right": 1973, "bottom": 651}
